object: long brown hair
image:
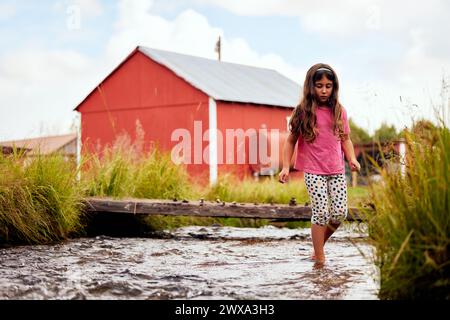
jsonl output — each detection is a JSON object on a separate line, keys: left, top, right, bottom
{"left": 289, "top": 63, "right": 345, "bottom": 143}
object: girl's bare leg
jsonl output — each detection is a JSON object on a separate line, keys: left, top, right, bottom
{"left": 311, "top": 222, "right": 341, "bottom": 260}
{"left": 325, "top": 222, "right": 341, "bottom": 243}
{"left": 311, "top": 224, "right": 327, "bottom": 263}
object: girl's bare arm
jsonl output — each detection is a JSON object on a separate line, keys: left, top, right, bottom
{"left": 341, "top": 134, "right": 361, "bottom": 171}
{"left": 279, "top": 132, "right": 299, "bottom": 183}
{"left": 282, "top": 132, "right": 299, "bottom": 170}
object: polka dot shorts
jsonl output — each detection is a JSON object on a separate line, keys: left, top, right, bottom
{"left": 304, "top": 172, "right": 348, "bottom": 226}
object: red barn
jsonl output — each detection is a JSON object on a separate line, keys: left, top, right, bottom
{"left": 75, "top": 46, "right": 301, "bottom": 186}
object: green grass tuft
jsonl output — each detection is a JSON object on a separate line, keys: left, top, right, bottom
{"left": 367, "top": 123, "right": 449, "bottom": 299}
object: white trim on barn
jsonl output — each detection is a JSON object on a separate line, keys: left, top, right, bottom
{"left": 76, "top": 113, "right": 82, "bottom": 181}
{"left": 209, "top": 97, "right": 218, "bottom": 185}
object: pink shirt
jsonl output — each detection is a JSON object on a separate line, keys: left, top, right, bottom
{"left": 294, "top": 106, "right": 350, "bottom": 175}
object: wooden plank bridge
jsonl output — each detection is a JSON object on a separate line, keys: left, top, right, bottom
{"left": 83, "top": 197, "right": 369, "bottom": 222}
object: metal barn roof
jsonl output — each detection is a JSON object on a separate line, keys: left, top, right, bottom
{"left": 138, "top": 46, "right": 300, "bottom": 108}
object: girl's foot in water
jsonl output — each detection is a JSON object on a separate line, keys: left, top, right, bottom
{"left": 312, "top": 251, "right": 325, "bottom": 264}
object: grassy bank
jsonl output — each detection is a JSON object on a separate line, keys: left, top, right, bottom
{"left": 367, "top": 123, "right": 449, "bottom": 299}
{"left": 0, "top": 150, "right": 85, "bottom": 245}
{"left": 81, "top": 134, "right": 195, "bottom": 201}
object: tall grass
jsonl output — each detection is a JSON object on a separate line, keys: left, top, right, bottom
{"left": 202, "top": 172, "right": 367, "bottom": 206}
{"left": 367, "top": 122, "right": 449, "bottom": 299}
{"left": 203, "top": 173, "right": 309, "bottom": 205}
{"left": 81, "top": 132, "right": 194, "bottom": 200}
{"left": 0, "top": 149, "right": 84, "bottom": 244}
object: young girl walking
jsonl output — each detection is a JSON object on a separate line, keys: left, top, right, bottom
{"left": 279, "top": 63, "right": 361, "bottom": 265}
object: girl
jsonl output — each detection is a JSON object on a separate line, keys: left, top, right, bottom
{"left": 279, "top": 63, "right": 360, "bottom": 265}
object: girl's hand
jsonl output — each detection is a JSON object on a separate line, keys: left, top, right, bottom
{"left": 349, "top": 158, "right": 361, "bottom": 172}
{"left": 279, "top": 168, "right": 290, "bottom": 184}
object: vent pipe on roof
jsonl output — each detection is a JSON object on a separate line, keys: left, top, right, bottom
{"left": 215, "top": 36, "right": 221, "bottom": 61}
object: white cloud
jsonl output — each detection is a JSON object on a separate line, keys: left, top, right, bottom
{"left": 0, "top": 47, "right": 110, "bottom": 141}
{"left": 197, "top": 0, "right": 449, "bottom": 37}
{"left": 108, "top": 1, "right": 224, "bottom": 62}
{"left": 107, "top": 0, "right": 304, "bottom": 82}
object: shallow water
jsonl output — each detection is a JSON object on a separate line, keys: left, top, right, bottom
{"left": 0, "top": 223, "right": 379, "bottom": 300}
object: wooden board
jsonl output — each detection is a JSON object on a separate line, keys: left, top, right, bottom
{"left": 83, "top": 197, "right": 368, "bottom": 221}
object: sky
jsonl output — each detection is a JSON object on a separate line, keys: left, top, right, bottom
{"left": 0, "top": 0, "right": 449, "bottom": 141}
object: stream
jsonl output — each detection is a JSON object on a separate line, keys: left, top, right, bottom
{"left": 0, "top": 222, "right": 379, "bottom": 300}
